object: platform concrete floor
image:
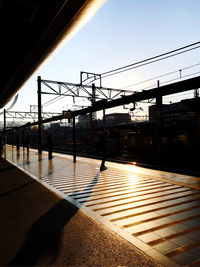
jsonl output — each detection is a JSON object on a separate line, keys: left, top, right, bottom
{"left": 2, "top": 145, "right": 200, "bottom": 266}
{"left": 0, "top": 152, "right": 162, "bottom": 266}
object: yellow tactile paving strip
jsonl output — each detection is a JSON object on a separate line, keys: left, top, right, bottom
{"left": 3, "top": 145, "right": 200, "bottom": 267}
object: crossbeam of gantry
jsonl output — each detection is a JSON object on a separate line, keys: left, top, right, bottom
{"left": 73, "top": 76, "right": 200, "bottom": 116}
{"left": 41, "top": 75, "right": 200, "bottom": 123}
{"left": 41, "top": 79, "right": 136, "bottom": 100}
{"left": 2, "top": 76, "right": 200, "bottom": 130}
{"left": 5, "top": 111, "right": 61, "bottom": 120}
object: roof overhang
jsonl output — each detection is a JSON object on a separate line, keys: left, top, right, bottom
{"left": 0, "top": 0, "right": 105, "bottom": 108}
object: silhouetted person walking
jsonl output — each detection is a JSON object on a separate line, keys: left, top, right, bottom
{"left": 47, "top": 133, "right": 54, "bottom": 159}
{"left": 98, "top": 130, "right": 109, "bottom": 171}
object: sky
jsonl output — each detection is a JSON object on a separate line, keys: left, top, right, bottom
{"left": 1, "top": 0, "right": 200, "bottom": 122}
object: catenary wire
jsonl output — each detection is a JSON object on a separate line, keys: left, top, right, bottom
{"left": 42, "top": 42, "right": 200, "bottom": 107}
{"left": 133, "top": 70, "right": 200, "bottom": 92}
{"left": 101, "top": 41, "right": 200, "bottom": 76}
{"left": 123, "top": 62, "right": 200, "bottom": 89}
{"left": 101, "top": 45, "right": 200, "bottom": 79}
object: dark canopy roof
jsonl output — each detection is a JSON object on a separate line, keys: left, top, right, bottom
{"left": 0, "top": 0, "right": 99, "bottom": 108}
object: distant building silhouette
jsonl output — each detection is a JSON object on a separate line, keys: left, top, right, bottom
{"left": 77, "top": 112, "right": 131, "bottom": 128}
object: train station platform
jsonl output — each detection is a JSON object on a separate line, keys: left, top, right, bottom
{"left": 1, "top": 145, "right": 200, "bottom": 266}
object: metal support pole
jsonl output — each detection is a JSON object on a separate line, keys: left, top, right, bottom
{"left": 3, "top": 109, "right": 6, "bottom": 145}
{"left": 103, "top": 109, "right": 106, "bottom": 130}
{"left": 90, "top": 83, "right": 96, "bottom": 128}
{"left": 37, "top": 76, "right": 42, "bottom": 154}
{"left": 156, "top": 81, "right": 162, "bottom": 107}
{"left": 194, "top": 88, "right": 199, "bottom": 98}
{"left": 22, "top": 127, "right": 25, "bottom": 150}
{"left": 16, "top": 129, "right": 20, "bottom": 150}
{"left": 156, "top": 80, "right": 163, "bottom": 156}
{"left": 90, "top": 83, "right": 96, "bottom": 152}
{"left": 12, "top": 130, "right": 14, "bottom": 147}
{"left": 73, "top": 116, "right": 76, "bottom": 162}
{"left": 91, "top": 83, "right": 96, "bottom": 121}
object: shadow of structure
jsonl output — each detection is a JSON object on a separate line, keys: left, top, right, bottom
{"left": 0, "top": 157, "right": 37, "bottom": 199}
{"left": 8, "top": 199, "right": 78, "bottom": 266}
{"left": 8, "top": 162, "right": 100, "bottom": 266}
{"left": 0, "top": 164, "right": 16, "bottom": 173}
{"left": 0, "top": 179, "right": 37, "bottom": 199}
{"left": 69, "top": 170, "right": 100, "bottom": 204}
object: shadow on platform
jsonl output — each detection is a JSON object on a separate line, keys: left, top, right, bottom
{"left": 7, "top": 159, "right": 100, "bottom": 266}
{"left": 0, "top": 151, "right": 162, "bottom": 267}
{"left": 8, "top": 199, "right": 78, "bottom": 266}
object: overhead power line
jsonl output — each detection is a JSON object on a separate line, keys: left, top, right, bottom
{"left": 101, "top": 44, "right": 200, "bottom": 79}
{"left": 135, "top": 70, "right": 200, "bottom": 92}
{"left": 101, "top": 41, "right": 200, "bottom": 77}
{"left": 123, "top": 62, "right": 200, "bottom": 89}
{"left": 43, "top": 42, "right": 200, "bottom": 107}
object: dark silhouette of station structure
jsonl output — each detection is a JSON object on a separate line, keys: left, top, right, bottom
{"left": 0, "top": 0, "right": 200, "bottom": 168}
{"left": 0, "top": 0, "right": 97, "bottom": 109}
{"left": 1, "top": 2, "right": 200, "bottom": 266}
{"left": 0, "top": 0, "right": 106, "bottom": 160}
{"left": 2, "top": 75, "right": 200, "bottom": 168}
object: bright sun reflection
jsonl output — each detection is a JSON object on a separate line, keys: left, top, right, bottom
{"left": 122, "top": 163, "right": 144, "bottom": 188}
{"left": 123, "top": 162, "right": 143, "bottom": 176}
{"left": 109, "top": 161, "right": 143, "bottom": 177}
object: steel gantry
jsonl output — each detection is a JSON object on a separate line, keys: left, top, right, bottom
{"left": 37, "top": 75, "right": 200, "bottom": 159}
{"left": 4, "top": 111, "right": 61, "bottom": 120}
{"left": 2, "top": 75, "right": 200, "bottom": 162}
{"left": 2, "top": 108, "right": 62, "bottom": 146}
{"left": 37, "top": 75, "right": 138, "bottom": 158}
{"left": 40, "top": 78, "right": 136, "bottom": 100}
